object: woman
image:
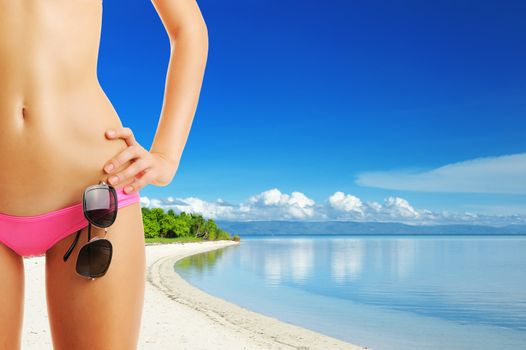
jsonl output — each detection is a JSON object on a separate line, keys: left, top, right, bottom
{"left": 0, "top": 0, "right": 208, "bottom": 348}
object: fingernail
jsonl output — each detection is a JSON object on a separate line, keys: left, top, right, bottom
{"left": 124, "top": 186, "right": 133, "bottom": 193}
{"left": 109, "top": 175, "right": 118, "bottom": 184}
{"left": 107, "top": 129, "right": 115, "bottom": 136}
{"left": 104, "top": 164, "right": 114, "bottom": 173}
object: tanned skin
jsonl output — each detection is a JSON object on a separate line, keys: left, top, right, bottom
{"left": 0, "top": 0, "right": 208, "bottom": 348}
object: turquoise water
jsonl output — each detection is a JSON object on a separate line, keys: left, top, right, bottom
{"left": 174, "top": 235, "right": 526, "bottom": 350}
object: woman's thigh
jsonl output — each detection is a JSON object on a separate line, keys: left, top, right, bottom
{"left": 45, "top": 202, "right": 146, "bottom": 350}
{"left": 0, "top": 243, "right": 24, "bottom": 350}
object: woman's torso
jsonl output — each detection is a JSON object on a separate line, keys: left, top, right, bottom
{"left": 0, "top": 0, "right": 134, "bottom": 215}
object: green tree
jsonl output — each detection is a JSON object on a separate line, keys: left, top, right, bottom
{"left": 173, "top": 218, "right": 191, "bottom": 237}
{"left": 149, "top": 208, "right": 166, "bottom": 223}
{"left": 143, "top": 208, "right": 165, "bottom": 238}
{"left": 142, "top": 208, "right": 161, "bottom": 238}
{"left": 203, "top": 219, "right": 218, "bottom": 240}
{"left": 141, "top": 208, "right": 236, "bottom": 241}
{"left": 159, "top": 214, "right": 177, "bottom": 238}
{"left": 216, "top": 228, "right": 231, "bottom": 240}
{"left": 190, "top": 214, "right": 206, "bottom": 237}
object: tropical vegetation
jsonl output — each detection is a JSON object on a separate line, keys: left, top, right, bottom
{"left": 141, "top": 208, "right": 235, "bottom": 243}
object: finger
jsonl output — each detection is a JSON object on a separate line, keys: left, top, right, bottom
{"left": 134, "top": 167, "right": 150, "bottom": 180}
{"left": 108, "top": 157, "right": 152, "bottom": 187}
{"left": 104, "top": 144, "right": 143, "bottom": 174}
{"left": 124, "top": 170, "right": 155, "bottom": 193}
{"left": 105, "top": 127, "right": 137, "bottom": 147}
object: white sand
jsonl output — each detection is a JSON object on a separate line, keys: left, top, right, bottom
{"left": 22, "top": 240, "right": 366, "bottom": 349}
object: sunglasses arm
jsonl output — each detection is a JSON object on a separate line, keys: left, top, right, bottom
{"left": 63, "top": 224, "right": 91, "bottom": 262}
{"left": 63, "top": 228, "right": 82, "bottom": 262}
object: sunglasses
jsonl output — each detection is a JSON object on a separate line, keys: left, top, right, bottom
{"left": 63, "top": 181, "right": 118, "bottom": 280}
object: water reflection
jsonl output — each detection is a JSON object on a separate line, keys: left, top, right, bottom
{"left": 233, "top": 237, "right": 419, "bottom": 287}
{"left": 175, "top": 236, "right": 526, "bottom": 349}
{"left": 264, "top": 253, "right": 283, "bottom": 285}
{"left": 261, "top": 239, "right": 315, "bottom": 286}
{"left": 176, "top": 236, "right": 526, "bottom": 331}
{"left": 331, "top": 239, "right": 363, "bottom": 283}
{"left": 175, "top": 248, "right": 227, "bottom": 276}
{"left": 392, "top": 238, "right": 416, "bottom": 280}
{"left": 289, "top": 239, "right": 315, "bottom": 283}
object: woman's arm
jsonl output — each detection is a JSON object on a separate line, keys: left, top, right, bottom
{"left": 102, "top": 0, "right": 208, "bottom": 192}
{"left": 148, "top": 0, "right": 209, "bottom": 166}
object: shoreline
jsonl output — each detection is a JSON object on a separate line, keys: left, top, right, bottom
{"left": 22, "top": 240, "right": 366, "bottom": 349}
{"left": 143, "top": 240, "right": 366, "bottom": 350}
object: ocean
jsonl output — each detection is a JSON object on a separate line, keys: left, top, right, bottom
{"left": 174, "top": 235, "right": 526, "bottom": 350}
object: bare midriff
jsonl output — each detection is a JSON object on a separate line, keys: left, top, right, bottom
{"left": 0, "top": 0, "right": 134, "bottom": 216}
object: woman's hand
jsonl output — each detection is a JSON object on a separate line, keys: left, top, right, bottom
{"left": 102, "top": 127, "right": 179, "bottom": 194}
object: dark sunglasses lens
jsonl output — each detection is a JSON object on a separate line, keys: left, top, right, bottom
{"left": 84, "top": 187, "right": 117, "bottom": 227}
{"left": 76, "top": 239, "right": 113, "bottom": 278}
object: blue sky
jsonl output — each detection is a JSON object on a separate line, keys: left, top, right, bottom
{"left": 98, "top": 1, "right": 526, "bottom": 223}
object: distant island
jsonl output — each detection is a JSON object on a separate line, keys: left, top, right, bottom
{"left": 216, "top": 220, "right": 526, "bottom": 236}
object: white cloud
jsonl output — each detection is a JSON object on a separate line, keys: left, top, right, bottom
{"left": 139, "top": 188, "right": 526, "bottom": 225}
{"left": 326, "top": 193, "right": 421, "bottom": 222}
{"left": 328, "top": 192, "right": 365, "bottom": 217}
{"left": 384, "top": 196, "right": 420, "bottom": 219}
{"left": 247, "top": 188, "right": 317, "bottom": 219}
{"left": 356, "top": 153, "right": 526, "bottom": 194}
{"left": 141, "top": 188, "right": 319, "bottom": 221}
{"left": 248, "top": 188, "right": 287, "bottom": 206}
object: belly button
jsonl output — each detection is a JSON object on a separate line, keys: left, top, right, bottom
{"left": 21, "top": 106, "right": 27, "bottom": 119}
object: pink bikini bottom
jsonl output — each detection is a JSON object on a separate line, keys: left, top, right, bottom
{"left": 0, "top": 187, "right": 141, "bottom": 258}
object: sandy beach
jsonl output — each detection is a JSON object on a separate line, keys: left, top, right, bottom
{"left": 22, "top": 240, "right": 366, "bottom": 349}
